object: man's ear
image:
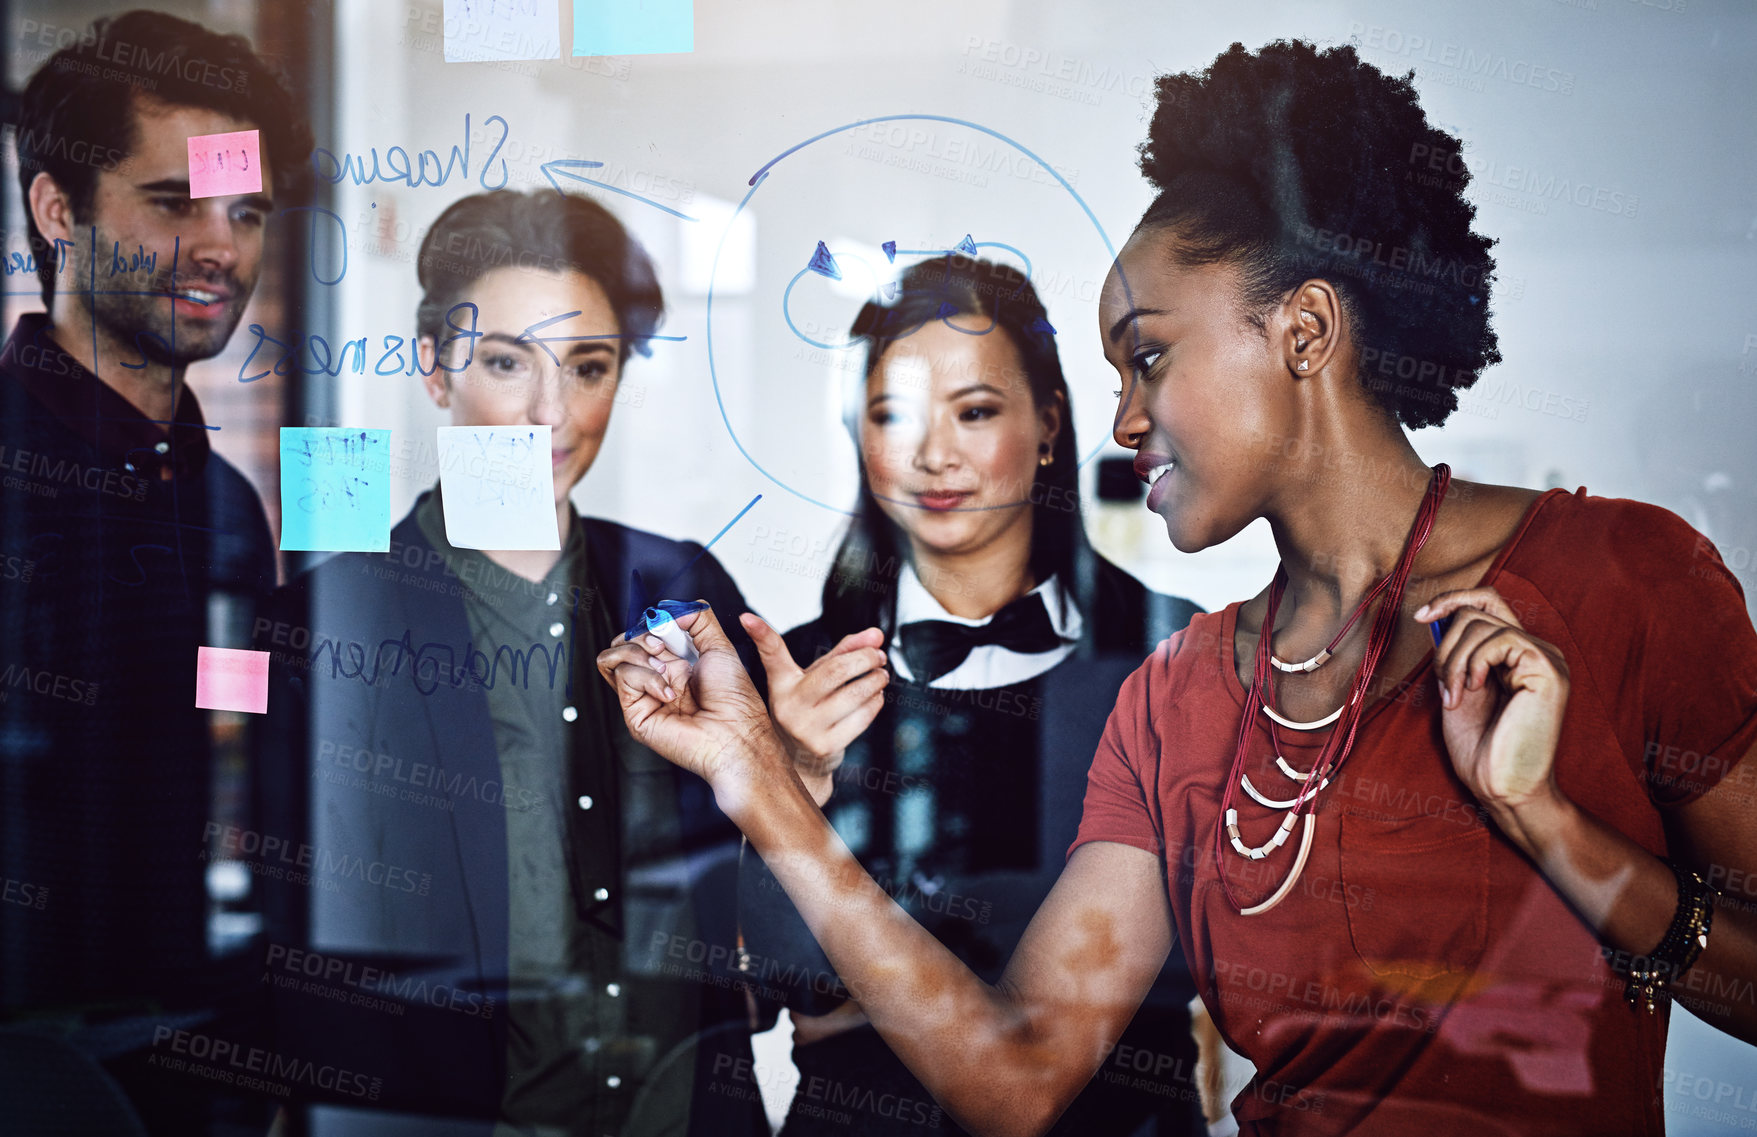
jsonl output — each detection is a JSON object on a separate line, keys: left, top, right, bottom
{"left": 416, "top": 337, "right": 450, "bottom": 408}
{"left": 28, "top": 172, "right": 77, "bottom": 246}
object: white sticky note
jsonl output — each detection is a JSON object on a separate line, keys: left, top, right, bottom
{"left": 444, "top": 0, "right": 562, "bottom": 62}
{"left": 435, "top": 425, "right": 559, "bottom": 550}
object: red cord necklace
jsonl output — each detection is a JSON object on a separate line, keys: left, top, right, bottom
{"left": 1269, "top": 570, "right": 1395, "bottom": 673}
{"left": 1214, "top": 464, "right": 1452, "bottom": 916}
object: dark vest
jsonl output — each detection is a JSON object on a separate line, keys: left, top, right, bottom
{"left": 740, "top": 558, "right": 1206, "bottom": 1136}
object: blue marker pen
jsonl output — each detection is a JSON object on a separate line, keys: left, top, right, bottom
{"left": 1428, "top": 613, "right": 1454, "bottom": 648}
{"left": 626, "top": 599, "right": 710, "bottom": 670}
{"left": 643, "top": 607, "right": 698, "bottom": 668}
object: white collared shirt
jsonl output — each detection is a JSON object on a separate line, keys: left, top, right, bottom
{"left": 889, "top": 563, "right": 1083, "bottom": 689}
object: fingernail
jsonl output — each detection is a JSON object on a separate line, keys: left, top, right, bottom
{"left": 646, "top": 635, "right": 663, "bottom": 651}
{"left": 663, "top": 686, "right": 676, "bottom": 700}
{"left": 1414, "top": 604, "right": 1430, "bottom": 619}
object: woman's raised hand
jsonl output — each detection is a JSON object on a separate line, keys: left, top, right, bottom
{"left": 740, "top": 615, "right": 889, "bottom": 802}
{"left": 595, "top": 604, "right": 784, "bottom": 801}
{"left": 1418, "top": 586, "right": 1571, "bottom": 838}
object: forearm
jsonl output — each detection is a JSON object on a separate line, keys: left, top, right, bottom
{"left": 1498, "top": 793, "right": 1757, "bottom": 1041}
{"left": 725, "top": 750, "right": 1075, "bottom": 1137}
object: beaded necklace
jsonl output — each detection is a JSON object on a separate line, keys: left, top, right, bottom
{"left": 1214, "top": 464, "right": 1452, "bottom": 916}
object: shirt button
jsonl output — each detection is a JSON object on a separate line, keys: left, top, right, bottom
{"left": 576, "top": 795, "right": 593, "bottom": 810}
{"left": 606, "top": 1075, "right": 622, "bottom": 1089}
{"left": 124, "top": 462, "right": 136, "bottom": 472}
{"left": 546, "top": 591, "right": 559, "bottom": 606}
{"left": 606, "top": 983, "right": 620, "bottom": 997}
{"left": 562, "top": 705, "right": 578, "bottom": 723}
{"left": 549, "top": 621, "right": 565, "bottom": 638}
{"left": 153, "top": 441, "right": 170, "bottom": 454}
{"left": 594, "top": 887, "right": 610, "bottom": 901}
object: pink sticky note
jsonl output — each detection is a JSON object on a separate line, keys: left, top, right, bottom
{"left": 187, "top": 129, "right": 263, "bottom": 199}
{"left": 195, "top": 646, "right": 270, "bottom": 714}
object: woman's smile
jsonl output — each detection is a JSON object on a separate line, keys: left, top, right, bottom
{"left": 913, "top": 489, "right": 975, "bottom": 511}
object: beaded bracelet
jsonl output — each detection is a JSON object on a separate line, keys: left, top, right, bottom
{"left": 1623, "top": 860, "right": 1717, "bottom": 1013}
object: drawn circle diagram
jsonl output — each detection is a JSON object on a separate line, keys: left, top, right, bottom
{"left": 706, "top": 114, "right": 1123, "bottom": 515}
{"left": 780, "top": 252, "right": 879, "bottom": 351}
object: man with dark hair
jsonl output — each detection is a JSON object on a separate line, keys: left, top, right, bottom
{"left": 0, "top": 10, "right": 312, "bottom": 1133}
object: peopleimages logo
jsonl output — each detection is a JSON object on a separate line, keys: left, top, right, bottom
{"left": 0, "top": 661, "right": 97, "bottom": 706}
{"left": 150, "top": 1027, "right": 379, "bottom": 1101}
{"left": 264, "top": 943, "right": 494, "bottom": 1018}
{"left": 1348, "top": 23, "right": 1575, "bottom": 95}
{"left": 959, "top": 36, "right": 1155, "bottom": 102}
{"left": 0, "top": 443, "right": 149, "bottom": 502}
{"left": 200, "top": 823, "right": 432, "bottom": 896}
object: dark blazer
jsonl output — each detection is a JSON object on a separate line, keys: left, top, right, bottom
{"left": 257, "top": 499, "right": 768, "bottom": 1136}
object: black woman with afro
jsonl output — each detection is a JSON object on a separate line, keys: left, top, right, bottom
{"left": 597, "top": 40, "right": 1757, "bottom": 1136}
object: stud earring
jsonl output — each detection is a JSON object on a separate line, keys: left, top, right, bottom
{"left": 1296, "top": 360, "right": 1309, "bottom": 371}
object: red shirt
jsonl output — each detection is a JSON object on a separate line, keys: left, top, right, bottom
{"left": 1073, "top": 489, "right": 1757, "bottom": 1136}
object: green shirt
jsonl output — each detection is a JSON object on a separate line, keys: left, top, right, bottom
{"left": 415, "top": 490, "right": 637, "bottom": 1137}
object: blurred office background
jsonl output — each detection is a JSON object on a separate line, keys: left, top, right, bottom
{"left": 3, "top": 0, "right": 1755, "bottom": 1132}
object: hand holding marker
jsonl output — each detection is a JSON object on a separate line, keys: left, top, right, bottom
{"left": 626, "top": 600, "right": 710, "bottom": 671}
{"left": 614, "top": 493, "right": 763, "bottom": 684}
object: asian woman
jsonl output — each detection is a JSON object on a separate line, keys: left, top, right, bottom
{"left": 736, "top": 254, "right": 1205, "bottom": 1135}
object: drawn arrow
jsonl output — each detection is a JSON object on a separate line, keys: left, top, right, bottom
{"left": 622, "top": 493, "right": 765, "bottom": 635}
{"left": 540, "top": 159, "right": 699, "bottom": 222}
{"left": 806, "top": 240, "right": 842, "bottom": 280}
{"left": 515, "top": 310, "right": 686, "bottom": 365}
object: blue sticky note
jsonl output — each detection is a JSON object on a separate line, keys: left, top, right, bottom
{"left": 279, "top": 428, "right": 392, "bottom": 552}
{"left": 572, "top": 0, "right": 692, "bottom": 56}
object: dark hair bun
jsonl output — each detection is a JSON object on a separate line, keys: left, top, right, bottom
{"left": 1138, "top": 40, "right": 1501, "bottom": 429}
